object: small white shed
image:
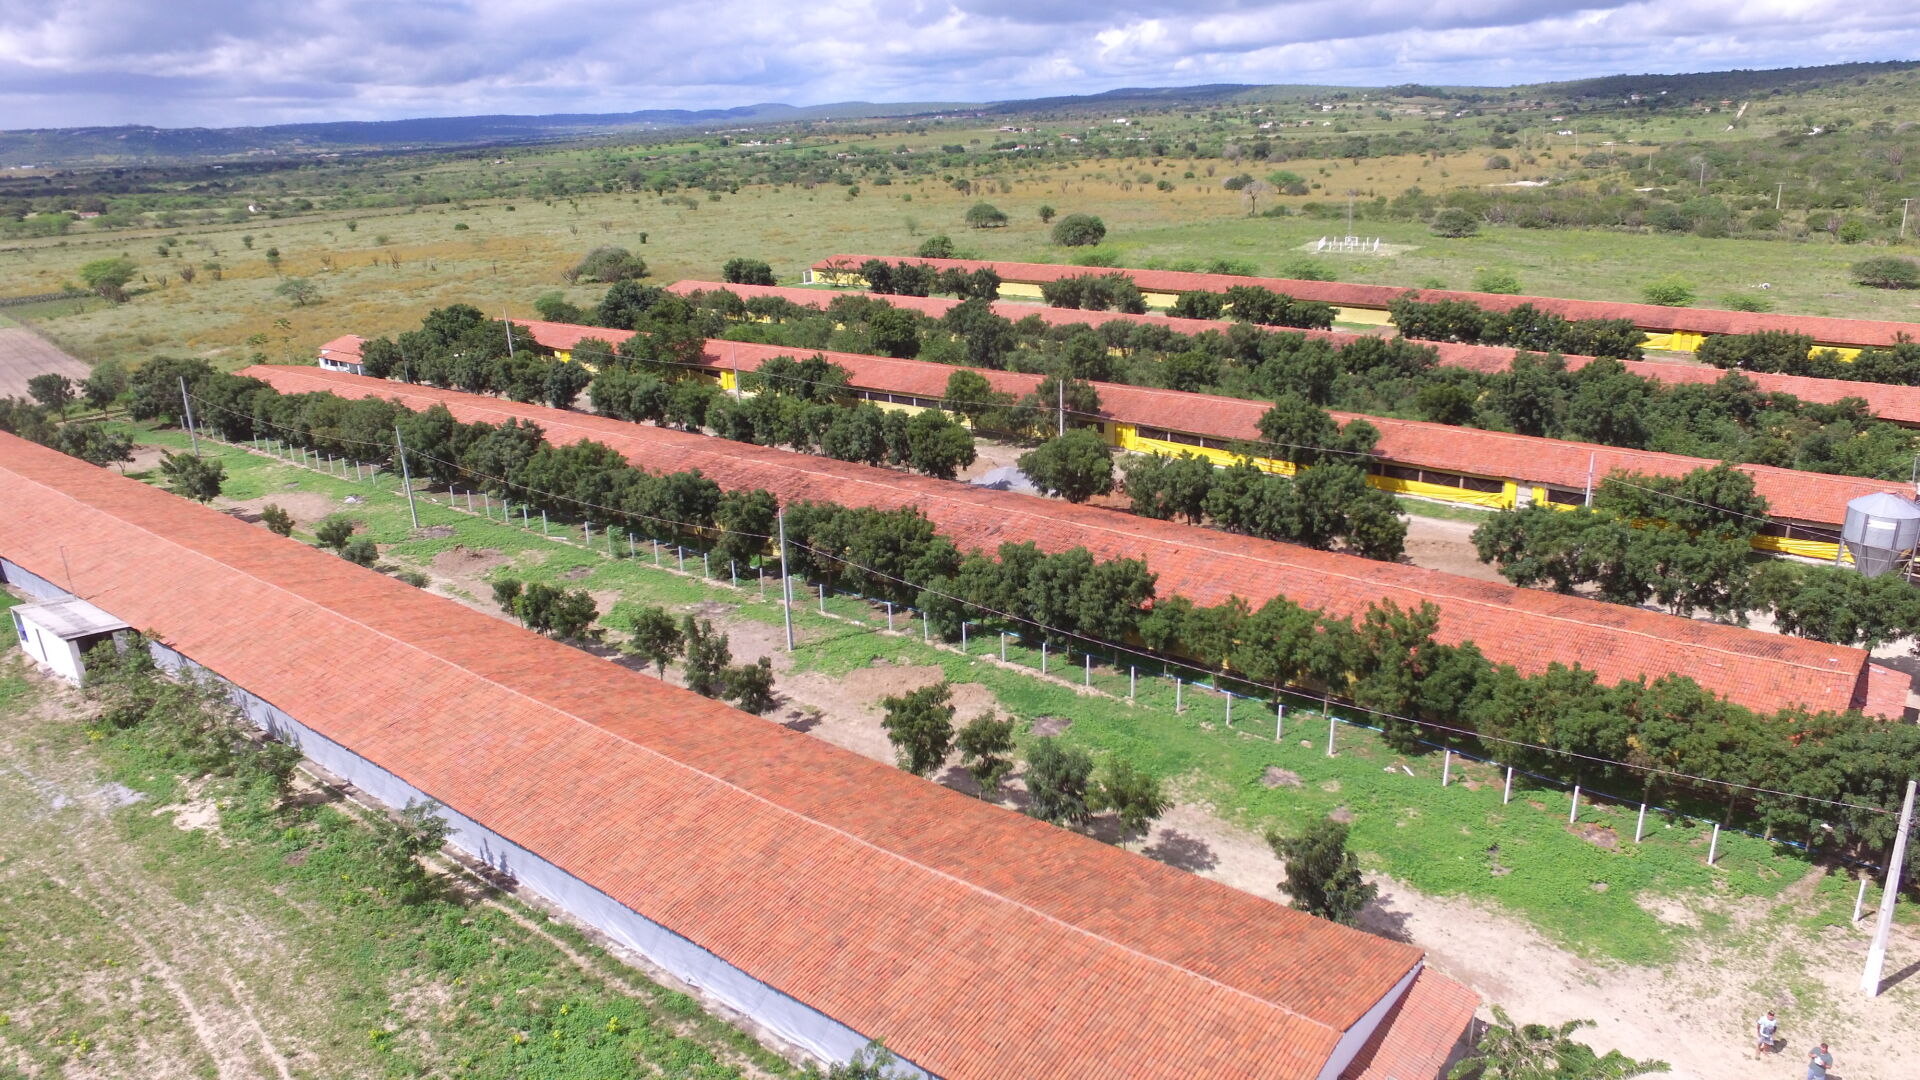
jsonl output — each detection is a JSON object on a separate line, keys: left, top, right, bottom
{"left": 10, "top": 597, "right": 130, "bottom": 684}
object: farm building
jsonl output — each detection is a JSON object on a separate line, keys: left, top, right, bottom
{"left": 241, "top": 366, "right": 1907, "bottom": 719}
{"left": 8, "top": 595, "right": 129, "bottom": 684}
{"left": 809, "top": 255, "right": 1920, "bottom": 358}
{"left": 505, "top": 314, "right": 1888, "bottom": 560}
{"left": 0, "top": 430, "right": 1479, "bottom": 1080}
{"left": 663, "top": 281, "right": 1920, "bottom": 427}
{"left": 315, "top": 334, "right": 366, "bottom": 374}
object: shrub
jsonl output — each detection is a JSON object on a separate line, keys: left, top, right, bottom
{"left": 964, "top": 202, "right": 1008, "bottom": 229}
{"left": 1051, "top": 213, "right": 1107, "bottom": 247}
{"left": 1473, "top": 267, "right": 1522, "bottom": 294}
{"left": 1853, "top": 255, "right": 1920, "bottom": 289}
{"left": 567, "top": 246, "right": 647, "bottom": 284}
{"left": 721, "top": 257, "right": 776, "bottom": 286}
{"left": 1640, "top": 276, "right": 1696, "bottom": 307}
{"left": 1483, "top": 154, "right": 1513, "bottom": 170}
{"left": 259, "top": 504, "right": 294, "bottom": 536}
{"left": 1037, "top": 205, "right": 1056, "bottom": 223}
{"left": 340, "top": 537, "right": 379, "bottom": 567}
{"left": 1430, "top": 208, "right": 1479, "bottom": 238}
{"left": 916, "top": 234, "right": 957, "bottom": 259}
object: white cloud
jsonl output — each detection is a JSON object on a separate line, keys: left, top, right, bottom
{"left": 0, "top": 0, "right": 1913, "bottom": 126}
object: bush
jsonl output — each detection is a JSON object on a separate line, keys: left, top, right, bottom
{"left": 1640, "top": 276, "right": 1696, "bottom": 307}
{"left": 1051, "top": 213, "right": 1107, "bottom": 247}
{"left": 964, "top": 202, "right": 1008, "bottom": 229}
{"left": 1473, "top": 267, "right": 1522, "bottom": 294}
{"left": 567, "top": 246, "right": 647, "bottom": 284}
{"left": 1720, "top": 293, "right": 1774, "bottom": 312}
{"left": 340, "top": 536, "right": 379, "bottom": 567}
{"left": 1429, "top": 208, "right": 1479, "bottom": 238}
{"left": 1853, "top": 255, "right": 1920, "bottom": 289}
{"left": 1838, "top": 218, "right": 1871, "bottom": 244}
{"left": 915, "top": 234, "right": 957, "bottom": 259}
{"left": 258, "top": 504, "right": 294, "bottom": 536}
{"left": 1483, "top": 154, "right": 1513, "bottom": 170}
{"left": 721, "top": 257, "right": 776, "bottom": 286}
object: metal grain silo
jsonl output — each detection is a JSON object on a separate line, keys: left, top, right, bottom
{"left": 1841, "top": 492, "right": 1920, "bottom": 577}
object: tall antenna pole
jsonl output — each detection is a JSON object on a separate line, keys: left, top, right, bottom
{"left": 394, "top": 425, "right": 419, "bottom": 529}
{"left": 777, "top": 508, "right": 795, "bottom": 652}
{"left": 1861, "top": 779, "right": 1916, "bottom": 997}
{"left": 179, "top": 376, "right": 199, "bottom": 456}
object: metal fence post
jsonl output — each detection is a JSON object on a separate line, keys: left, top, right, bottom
{"left": 1224, "top": 693, "right": 1232, "bottom": 726}
{"left": 1084, "top": 654, "right": 1091, "bottom": 687}
{"left": 818, "top": 584, "right": 826, "bottom": 614}
{"left": 1569, "top": 786, "right": 1581, "bottom": 823}
{"left": 961, "top": 622, "right": 968, "bottom": 651}
{"left": 1854, "top": 877, "right": 1870, "bottom": 923}
{"left": 1708, "top": 823, "right": 1721, "bottom": 866}
{"left": 1636, "top": 802, "right": 1647, "bottom": 843}
{"left": 1326, "top": 715, "right": 1336, "bottom": 757}
{"left": 1174, "top": 677, "right": 1182, "bottom": 713}
{"left": 1000, "top": 633, "right": 1008, "bottom": 662}
{"left": 1504, "top": 767, "right": 1514, "bottom": 805}
{"left": 1042, "top": 642, "right": 1048, "bottom": 675}
{"left": 885, "top": 602, "right": 894, "bottom": 631}
{"left": 1442, "top": 749, "right": 1452, "bottom": 787}
{"left": 1275, "top": 702, "right": 1284, "bottom": 740}
{"left": 1129, "top": 666, "right": 1136, "bottom": 701}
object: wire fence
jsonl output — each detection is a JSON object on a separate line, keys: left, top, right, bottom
{"left": 224, "top": 430, "right": 1905, "bottom": 890}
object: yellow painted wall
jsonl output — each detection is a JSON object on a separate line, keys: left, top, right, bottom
{"left": 1142, "top": 291, "right": 1181, "bottom": 308}
{"left": 1337, "top": 306, "right": 1395, "bottom": 326}
{"left": 997, "top": 281, "right": 1046, "bottom": 300}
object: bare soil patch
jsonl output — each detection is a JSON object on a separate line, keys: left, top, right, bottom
{"left": 1400, "top": 514, "right": 1505, "bottom": 582}
{"left": 1569, "top": 821, "right": 1620, "bottom": 849}
{"left": 1031, "top": 715, "right": 1073, "bottom": 736}
{"left": 229, "top": 491, "right": 340, "bottom": 526}
{"left": 1261, "top": 766, "right": 1303, "bottom": 789}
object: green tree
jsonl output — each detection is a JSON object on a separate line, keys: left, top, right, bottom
{"left": 26, "top": 373, "right": 74, "bottom": 414}
{"left": 965, "top": 202, "right": 1009, "bottom": 229}
{"left": 916, "top": 234, "right": 957, "bottom": 259}
{"left": 827, "top": 1041, "right": 914, "bottom": 1079}
{"left": 1018, "top": 428, "right": 1113, "bottom": 503}
{"left": 340, "top": 536, "right": 379, "bottom": 567}
{"left": 259, "top": 504, "right": 294, "bottom": 536}
{"left": 491, "top": 577, "right": 523, "bottom": 617}
{"left": 1051, "top": 213, "right": 1107, "bottom": 246}
{"left": 158, "top": 450, "right": 224, "bottom": 503}
{"left": 954, "top": 712, "right": 1015, "bottom": 799}
{"left": 902, "top": 409, "right": 975, "bottom": 480}
{"left": 79, "top": 256, "right": 136, "bottom": 301}
{"left": 1447, "top": 1006, "right": 1669, "bottom": 1080}
{"left": 83, "top": 360, "right": 128, "bottom": 412}
{"left": 1024, "top": 737, "right": 1095, "bottom": 825}
{"left": 624, "top": 605, "right": 685, "bottom": 675}
{"left": 722, "top": 257, "right": 777, "bottom": 286}
{"left": 314, "top": 516, "right": 355, "bottom": 551}
{"left": 867, "top": 305, "right": 921, "bottom": 358}
{"left": 53, "top": 424, "right": 135, "bottom": 469}
{"left": 723, "top": 657, "right": 778, "bottom": 714}
{"left": 681, "top": 615, "right": 732, "bottom": 697}
{"left": 274, "top": 277, "right": 321, "bottom": 306}
{"left": 1093, "top": 756, "right": 1168, "bottom": 844}
{"left": 1267, "top": 817, "right": 1377, "bottom": 926}
{"left": 880, "top": 681, "right": 956, "bottom": 777}
{"left": 1037, "top": 205, "right": 1056, "bottom": 224}
{"left": 941, "top": 368, "right": 1014, "bottom": 429}
{"left": 370, "top": 800, "right": 452, "bottom": 905}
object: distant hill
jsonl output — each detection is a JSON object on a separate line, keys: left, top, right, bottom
{"left": 5, "top": 61, "right": 1916, "bottom": 165}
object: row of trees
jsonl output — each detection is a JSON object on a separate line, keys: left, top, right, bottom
{"left": 853, "top": 259, "right": 1002, "bottom": 300}
{"left": 1166, "top": 285, "right": 1338, "bottom": 330}
{"left": 1475, "top": 462, "right": 1920, "bottom": 648}
{"left": 23, "top": 370, "right": 1920, "bottom": 855}
{"left": 680, "top": 282, "right": 1916, "bottom": 483}
{"left": 1039, "top": 272, "right": 1148, "bottom": 314}
{"left": 1388, "top": 296, "right": 1648, "bottom": 359}
{"left": 1700, "top": 331, "right": 1920, "bottom": 387}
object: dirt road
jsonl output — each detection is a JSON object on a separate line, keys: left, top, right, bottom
{"left": 0, "top": 322, "right": 90, "bottom": 400}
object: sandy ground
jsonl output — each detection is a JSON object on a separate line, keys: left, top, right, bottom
{"left": 1399, "top": 512, "right": 1508, "bottom": 583}
{"left": 0, "top": 323, "right": 90, "bottom": 400}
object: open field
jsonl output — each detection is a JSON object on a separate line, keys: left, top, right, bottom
{"left": 97, "top": 421, "right": 1920, "bottom": 1078}
{"left": 0, "top": 324, "right": 89, "bottom": 399}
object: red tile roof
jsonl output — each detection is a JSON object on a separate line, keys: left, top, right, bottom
{"left": 693, "top": 338, "right": 1884, "bottom": 528}
{"left": 1339, "top": 967, "right": 1481, "bottom": 1080}
{"left": 666, "top": 281, "right": 1920, "bottom": 427}
{"left": 813, "top": 255, "right": 1920, "bottom": 348}
{"left": 242, "top": 367, "right": 1884, "bottom": 719}
{"left": 317, "top": 334, "right": 364, "bottom": 362}
{"left": 0, "top": 430, "right": 1439, "bottom": 1080}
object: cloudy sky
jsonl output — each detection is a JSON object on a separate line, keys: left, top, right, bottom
{"left": 0, "top": 0, "right": 1915, "bottom": 129}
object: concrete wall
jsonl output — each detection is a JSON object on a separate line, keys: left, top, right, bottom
{"left": 1, "top": 556, "right": 930, "bottom": 1078}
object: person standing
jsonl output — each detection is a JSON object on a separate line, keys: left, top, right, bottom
{"left": 1806, "top": 1041, "right": 1833, "bottom": 1080}
{"left": 1755, "top": 1011, "right": 1778, "bottom": 1058}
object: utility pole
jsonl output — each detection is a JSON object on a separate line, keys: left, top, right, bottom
{"left": 1583, "top": 451, "right": 1596, "bottom": 507}
{"left": 1056, "top": 376, "right": 1065, "bottom": 437}
{"left": 1861, "top": 779, "right": 1916, "bottom": 997}
{"left": 1776, "top": 182, "right": 1785, "bottom": 210}
{"left": 394, "top": 426, "right": 419, "bottom": 529}
{"left": 178, "top": 377, "right": 200, "bottom": 456}
{"left": 503, "top": 314, "right": 514, "bottom": 357}
{"left": 777, "top": 508, "right": 795, "bottom": 652}
{"left": 1902, "top": 198, "right": 1913, "bottom": 241}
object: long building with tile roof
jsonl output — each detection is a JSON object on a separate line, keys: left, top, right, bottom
{"left": 0, "top": 430, "right": 1478, "bottom": 1080}
{"left": 505, "top": 312, "right": 1892, "bottom": 558}
{"left": 663, "top": 280, "right": 1920, "bottom": 427}
{"left": 241, "top": 365, "right": 1904, "bottom": 719}
{"left": 808, "top": 254, "right": 1920, "bottom": 353}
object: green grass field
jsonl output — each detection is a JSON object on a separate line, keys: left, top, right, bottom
{"left": 119, "top": 424, "right": 1907, "bottom": 969}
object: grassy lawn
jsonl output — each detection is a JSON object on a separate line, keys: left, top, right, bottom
{"left": 121, "top": 424, "right": 1903, "bottom": 969}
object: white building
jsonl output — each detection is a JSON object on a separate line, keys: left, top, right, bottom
{"left": 9, "top": 596, "right": 130, "bottom": 684}
{"left": 316, "top": 334, "right": 365, "bottom": 374}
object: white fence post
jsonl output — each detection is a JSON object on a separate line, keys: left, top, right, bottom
{"left": 1636, "top": 803, "right": 1647, "bottom": 843}
{"left": 886, "top": 602, "right": 894, "bottom": 631}
{"left": 1854, "top": 877, "right": 1869, "bottom": 923}
{"left": 1326, "top": 715, "right": 1336, "bottom": 757}
{"left": 1569, "top": 786, "right": 1581, "bottom": 823}
{"left": 1275, "top": 702, "right": 1284, "bottom": 740}
{"left": 1503, "top": 766, "right": 1513, "bottom": 805}
{"left": 1442, "top": 750, "right": 1451, "bottom": 787}
{"left": 1709, "top": 823, "right": 1722, "bottom": 866}
{"left": 1175, "top": 677, "right": 1183, "bottom": 713}
{"left": 1084, "top": 654, "right": 1091, "bottom": 687}
{"left": 1224, "top": 693, "right": 1232, "bottom": 727}
{"left": 1042, "top": 642, "right": 1049, "bottom": 675}
{"left": 1129, "top": 666, "right": 1136, "bottom": 701}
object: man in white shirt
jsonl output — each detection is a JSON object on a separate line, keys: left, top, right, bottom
{"left": 1755, "top": 1010, "right": 1779, "bottom": 1058}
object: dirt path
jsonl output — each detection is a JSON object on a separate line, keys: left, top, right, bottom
{"left": 0, "top": 323, "right": 90, "bottom": 399}
{"left": 1399, "top": 511, "right": 1506, "bottom": 582}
